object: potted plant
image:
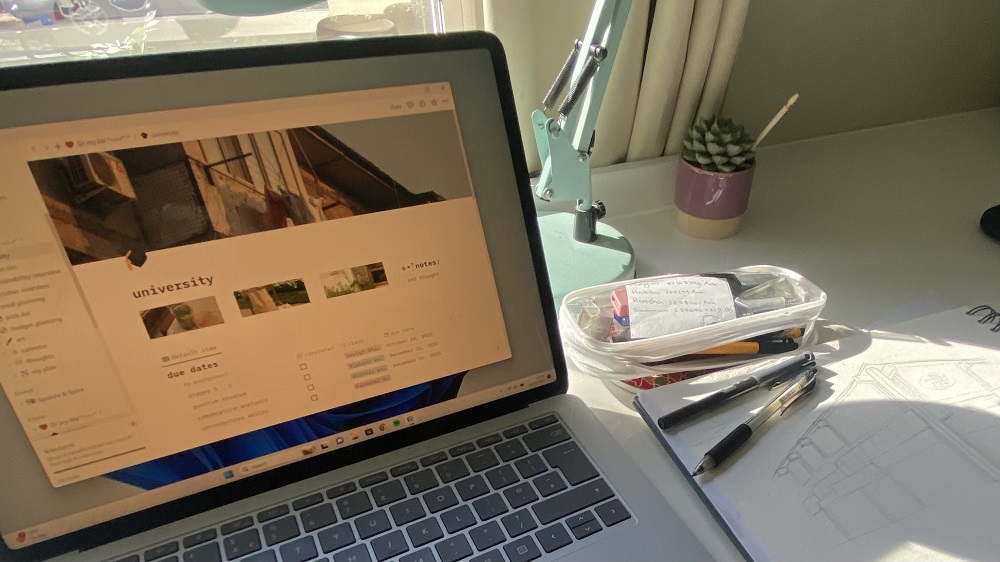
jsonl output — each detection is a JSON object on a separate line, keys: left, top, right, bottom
{"left": 675, "top": 116, "right": 757, "bottom": 239}
{"left": 675, "top": 95, "right": 798, "bottom": 239}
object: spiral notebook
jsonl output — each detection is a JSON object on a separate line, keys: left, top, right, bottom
{"left": 635, "top": 305, "right": 1000, "bottom": 562}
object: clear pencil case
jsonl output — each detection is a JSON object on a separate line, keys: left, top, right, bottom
{"left": 559, "top": 265, "right": 827, "bottom": 379}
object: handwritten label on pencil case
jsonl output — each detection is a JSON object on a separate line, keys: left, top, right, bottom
{"left": 625, "top": 277, "right": 736, "bottom": 339}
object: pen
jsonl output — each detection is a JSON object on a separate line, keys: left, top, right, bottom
{"left": 657, "top": 352, "right": 814, "bottom": 430}
{"left": 692, "top": 366, "right": 818, "bottom": 476}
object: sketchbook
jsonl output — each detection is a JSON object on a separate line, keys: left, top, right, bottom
{"left": 635, "top": 305, "right": 1000, "bottom": 562}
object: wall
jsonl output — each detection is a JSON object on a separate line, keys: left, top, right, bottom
{"left": 724, "top": 0, "right": 1000, "bottom": 146}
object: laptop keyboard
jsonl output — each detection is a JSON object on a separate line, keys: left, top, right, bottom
{"left": 110, "top": 413, "right": 632, "bottom": 562}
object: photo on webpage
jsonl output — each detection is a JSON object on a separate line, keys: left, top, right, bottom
{"left": 27, "top": 123, "right": 465, "bottom": 268}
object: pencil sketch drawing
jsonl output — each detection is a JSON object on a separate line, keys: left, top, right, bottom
{"left": 773, "top": 359, "right": 1000, "bottom": 543}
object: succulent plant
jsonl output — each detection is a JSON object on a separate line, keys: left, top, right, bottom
{"left": 682, "top": 116, "right": 755, "bottom": 173}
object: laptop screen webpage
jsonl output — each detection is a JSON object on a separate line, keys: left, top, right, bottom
{"left": 0, "top": 48, "right": 557, "bottom": 551}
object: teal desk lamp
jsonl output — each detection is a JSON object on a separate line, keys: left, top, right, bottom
{"left": 532, "top": 0, "right": 636, "bottom": 304}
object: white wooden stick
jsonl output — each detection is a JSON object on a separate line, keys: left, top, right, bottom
{"left": 752, "top": 93, "right": 799, "bottom": 150}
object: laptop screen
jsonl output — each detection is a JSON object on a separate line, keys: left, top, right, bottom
{"left": 0, "top": 39, "right": 559, "bottom": 552}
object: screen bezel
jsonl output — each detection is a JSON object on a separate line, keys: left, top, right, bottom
{"left": 0, "top": 31, "right": 568, "bottom": 561}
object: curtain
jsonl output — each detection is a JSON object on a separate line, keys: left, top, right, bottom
{"left": 483, "top": 0, "right": 750, "bottom": 171}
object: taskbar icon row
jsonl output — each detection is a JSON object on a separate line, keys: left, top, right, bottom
{"left": 223, "top": 413, "right": 418, "bottom": 481}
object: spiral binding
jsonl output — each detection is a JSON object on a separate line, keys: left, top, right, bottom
{"left": 966, "top": 305, "right": 1000, "bottom": 333}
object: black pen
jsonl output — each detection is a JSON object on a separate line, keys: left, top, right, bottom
{"left": 657, "top": 352, "right": 815, "bottom": 430}
{"left": 692, "top": 366, "right": 818, "bottom": 476}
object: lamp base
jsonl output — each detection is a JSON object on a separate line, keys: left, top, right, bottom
{"left": 538, "top": 212, "right": 636, "bottom": 306}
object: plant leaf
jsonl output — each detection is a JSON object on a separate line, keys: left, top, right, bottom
{"left": 704, "top": 131, "right": 717, "bottom": 144}
{"left": 726, "top": 144, "right": 743, "bottom": 157}
{"left": 695, "top": 152, "right": 713, "bottom": 166}
{"left": 691, "top": 139, "right": 706, "bottom": 152}
{"left": 718, "top": 163, "right": 736, "bottom": 173}
{"left": 707, "top": 142, "right": 724, "bottom": 155}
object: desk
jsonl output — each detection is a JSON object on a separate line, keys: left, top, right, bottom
{"left": 547, "top": 108, "right": 1000, "bottom": 561}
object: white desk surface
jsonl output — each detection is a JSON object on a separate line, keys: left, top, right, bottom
{"left": 546, "top": 108, "right": 1000, "bottom": 561}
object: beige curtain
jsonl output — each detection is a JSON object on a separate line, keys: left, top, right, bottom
{"left": 484, "top": 0, "right": 750, "bottom": 170}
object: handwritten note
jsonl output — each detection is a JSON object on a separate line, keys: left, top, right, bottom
{"left": 625, "top": 277, "right": 736, "bottom": 339}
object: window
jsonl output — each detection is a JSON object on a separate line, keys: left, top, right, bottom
{"left": 0, "top": 0, "right": 475, "bottom": 69}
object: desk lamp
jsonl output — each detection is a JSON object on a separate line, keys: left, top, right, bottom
{"left": 532, "top": 0, "right": 636, "bottom": 303}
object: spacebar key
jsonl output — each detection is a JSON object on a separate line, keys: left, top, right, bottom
{"left": 532, "top": 478, "right": 614, "bottom": 525}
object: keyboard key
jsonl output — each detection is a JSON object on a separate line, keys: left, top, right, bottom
{"left": 292, "top": 493, "right": 324, "bottom": 511}
{"left": 420, "top": 452, "right": 448, "bottom": 467}
{"left": 262, "top": 515, "right": 300, "bottom": 546}
{"left": 144, "top": 541, "right": 178, "bottom": 560}
{"left": 423, "top": 485, "right": 459, "bottom": 513}
{"left": 257, "top": 504, "right": 290, "bottom": 523}
{"left": 532, "top": 472, "right": 567, "bottom": 497}
{"left": 485, "top": 465, "right": 519, "bottom": 490}
{"left": 435, "top": 458, "right": 471, "bottom": 484}
{"left": 114, "top": 557, "right": 140, "bottom": 562}
{"left": 528, "top": 415, "right": 558, "bottom": 430}
{"left": 370, "top": 480, "right": 406, "bottom": 507}
{"left": 501, "top": 508, "right": 538, "bottom": 538}
{"left": 333, "top": 543, "right": 371, "bottom": 562}
{"left": 448, "top": 442, "right": 476, "bottom": 457}
{"left": 278, "top": 536, "right": 318, "bottom": 562}
{"left": 182, "top": 542, "right": 220, "bottom": 562}
{"left": 336, "top": 491, "right": 373, "bottom": 519}
{"left": 355, "top": 509, "right": 392, "bottom": 539}
{"left": 223, "top": 528, "right": 262, "bottom": 559}
{"left": 570, "top": 518, "right": 602, "bottom": 540}
{"left": 522, "top": 424, "right": 570, "bottom": 452}
{"left": 359, "top": 472, "right": 389, "bottom": 488}
{"left": 241, "top": 552, "right": 276, "bottom": 562}
{"left": 440, "top": 505, "right": 476, "bottom": 534}
{"left": 389, "top": 497, "right": 426, "bottom": 526}
{"left": 466, "top": 449, "right": 500, "bottom": 472}
{"left": 564, "top": 511, "right": 595, "bottom": 529}
{"left": 595, "top": 499, "right": 631, "bottom": 527}
{"left": 390, "top": 461, "right": 419, "bottom": 477}
{"left": 504, "top": 483, "right": 539, "bottom": 509}
{"left": 495, "top": 440, "right": 528, "bottom": 462}
{"left": 476, "top": 434, "right": 502, "bottom": 447}
{"left": 454, "top": 474, "right": 490, "bottom": 501}
{"left": 317, "top": 522, "right": 356, "bottom": 553}
{"left": 502, "top": 425, "right": 528, "bottom": 439}
{"left": 535, "top": 523, "right": 572, "bottom": 553}
{"left": 468, "top": 521, "right": 505, "bottom": 551}
{"left": 514, "top": 455, "right": 547, "bottom": 479}
{"left": 220, "top": 516, "right": 253, "bottom": 535}
{"left": 543, "top": 442, "right": 598, "bottom": 485}
{"left": 400, "top": 547, "right": 436, "bottom": 562}
{"left": 370, "top": 529, "right": 408, "bottom": 561}
{"left": 434, "top": 534, "right": 473, "bottom": 562}
{"left": 326, "top": 482, "right": 358, "bottom": 500}
{"left": 472, "top": 493, "right": 509, "bottom": 520}
{"left": 471, "top": 550, "right": 504, "bottom": 562}
{"left": 532, "top": 478, "right": 614, "bottom": 525}
{"left": 182, "top": 529, "right": 217, "bottom": 549}
{"left": 301, "top": 502, "right": 338, "bottom": 533}
{"left": 504, "top": 536, "right": 541, "bottom": 562}
{"left": 404, "top": 469, "right": 439, "bottom": 495}
{"left": 405, "top": 517, "right": 444, "bottom": 547}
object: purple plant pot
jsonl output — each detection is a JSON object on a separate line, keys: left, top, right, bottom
{"left": 674, "top": 160, "right": 755, "bottom": 239}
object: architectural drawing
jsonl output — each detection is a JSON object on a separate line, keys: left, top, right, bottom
{"left": 774, "top": 359, "right": 1000, "bottom": 543}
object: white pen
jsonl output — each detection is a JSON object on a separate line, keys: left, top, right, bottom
{"left": 692, "top": 366, "right": 818, "bottom": 476}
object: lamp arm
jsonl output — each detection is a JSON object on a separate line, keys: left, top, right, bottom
{"left": 532, "top": 0, "right": 632, "bottom": 242}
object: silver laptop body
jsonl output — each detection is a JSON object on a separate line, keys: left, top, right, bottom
{"left": 0, "top": 32, "right": 711, "bottom": 562}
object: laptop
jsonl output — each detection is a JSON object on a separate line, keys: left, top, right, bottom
{"left": 0, "top": 32, "right": 710, "bottom": 562}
